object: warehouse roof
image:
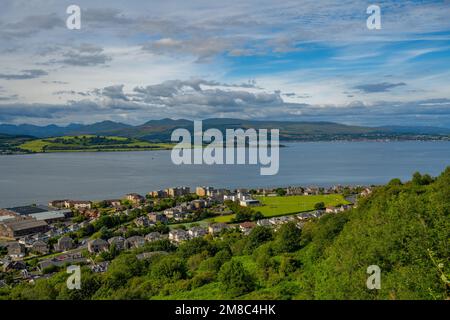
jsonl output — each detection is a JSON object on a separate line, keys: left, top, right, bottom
{"left": 30, "top": 210, "right": 70, "bottom": 221}
{"left": 5, "top": 206, "right": 48, "bottom": 215}
{"left": 2, "top": 218, "right": 48, "bottom": 231}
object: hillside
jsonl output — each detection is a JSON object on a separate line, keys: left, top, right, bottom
{"left": 0, "top": 134, "right": 35, "bottom": 154}
{"left": 1, "top": 118, "right": 449, "bottom": 142}
{"left": 18, "top": 135, "right": 173, "bottom": 153}
{"left": 1, "top": 168, "right": 448, "bottom": 300}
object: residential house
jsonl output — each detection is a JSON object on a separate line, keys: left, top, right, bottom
{"left": 48, "top": 200, "right": 69, "bottom": 209}
{"left": 88, "top": 238, "right": 109, "bottom": 253}
{"left": 360, "top": 188, "right": 372, "bottom": 197}
{"left": 148, "top": 213, "right": 168, "bottom": 224}
{"left": 239, "top": 222, "right": 256, "bottom": 235}
{"left": 38, "top": 253, "right": 86, "bottom": 272}
{"left": 134, "top": 216, "right": 154, "bottom": 227}
{"left": 44, "top": 229, "right": 57, "bottom": 239}
{"left": 55, "top": 236, "right": 74, "bottom": 252}
{"left": 108, "top": 236, "right": 125, "bottom": 251}
{"left": 172, "top": 211, "right": 190, "bottom": 222}
{"left": 31, "top": 233, "right": 49, "bottom": 242}
{"left": 103, "top": 199, "right": 122, "bottom": 208}
{"left": 125, "top": 193, "right": 145, "bottom": 204}
{"left": 3, "top": 260, "right": 26, "bottom": 272}
{"left": 286, "top": 186, "right": 304, "bottom": 196}
{"left": 208, "top": 223, "right": 229, "bottom": 235}
{"left": 145, "top": 232, "right": 163, "bottom": 242}
{"left": 256, "top": 219, "right": 271, "bottom": 227}
{"left": 68, "top": 224, "right": 80, "bottom": 232}
{"left": 191, "top": 199, "right": 207, "bottom": 209}
{"left": 125, "top": 236, "right": 146, "bottom": 249}
{"left": 18, "top": 236, "right": 33, "bottom": 246}
{"left": 7, "top": 242, "right": 25, "bottom": 259}
{"left": 91, "top": 261, "right": 109, "bottom": 273}
{"left": 168, "top": 229, "right": 189, "bottom": 243}
{"left": 65, "top": 200, "right": 92, "bottom": 210}
{"left": 188, "top": 226, "right": 208, "bottom": 239}
{"left": 81, "top": 209, "right": 99, "bottom": 219}
{"left": 269, "top": 216, "right": 291, "bottom": 226}
{"left": 297, "top": 212, "right": 314, "bottom": 221}
{"left": 163, "top": 208, "right": 179, "bottom": 219}
{"left": 31, "top": 241, "right": 49, "bottom": 255}
{"left": 325, "top": 206, "right": 339, "bottom": 214}
{"left": 303, "top": 187, "right": 319, "bottom": 195}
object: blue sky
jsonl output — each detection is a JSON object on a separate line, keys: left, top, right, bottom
{"left": 0, "top": 0, "right": 449, "bottom": 127}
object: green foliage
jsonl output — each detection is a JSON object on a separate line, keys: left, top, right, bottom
{"left": 177, "top": 238, "right": 214, "bottom": 259}
{"left": 104, "top": 254, "right": 142, "bottom": 289}
{"left": 151, "top": 256, "right": 187, "bottom": 281}
{"left": 314, "top": 202, "right": 325, "bottom": 210}
{"left": 218, "top": 260, "right": 255, "bottom": 297}
{"left": 274, "top": 222, "right": 302, "bottom": 253}
{"left": 244, "top": 226, "right": 273, "bottom": 253}
{"left": 0, "top": 246, "right": 7, "bottom": 257}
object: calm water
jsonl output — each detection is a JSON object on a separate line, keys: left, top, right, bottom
{"left": 0, "top": 141, "right": 449, "bottom": 207}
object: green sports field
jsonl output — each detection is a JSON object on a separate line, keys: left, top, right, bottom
{"left": 208, "top": 194, "right": 349, "bottom": 223}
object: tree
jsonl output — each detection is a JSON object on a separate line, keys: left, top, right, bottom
{"left": 276, "top": 188, "right": 286, "bottom": 196}
{"left": 412, "top": 171, "right": 422, "bottom": 185}
{"left": 151, "top": 256, "right": 187, "bottom": 280}
{"left": 388, "top": 178, "right": 402, "bottom": 186}
{"left": 244, "top": 226, "right": 273, "bottom": 253}
{"left": 177, "top": 237, "right": 212, "bottom": 259}
{"left": 314, "top": 202, "right": 325, "bottom": 210}
{"left": 274, "top": 222, "right": 302, "bottom": 253}
{"left": 218, "top": 260, "right": 255, "bottom": 296}
{"left": 0, "top": 246, "right": 8, "bottom": 257}
{"left": 104, "top": 254, "right": 142, "bottom": 289}
{"left": 252, "top": 211, "right": 264, "bottom": 221}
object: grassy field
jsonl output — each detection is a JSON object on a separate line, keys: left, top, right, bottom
{"left": 208, "top": 194, "right": 350, "bottom": 223}
{"left": 19, "top": 135, "right": 174, "bottom": 153}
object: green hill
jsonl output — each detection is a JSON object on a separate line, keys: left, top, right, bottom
{"left": 0, "top": 134, "right": 35, "bottom": 154}
{"left": 2, "top": 118, "right": 449, "bottom": 141}
{"left": 19, "top": 135, "right": 173, "bottom": 153}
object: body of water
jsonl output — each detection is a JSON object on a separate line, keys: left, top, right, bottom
{"left": 0, "top": 141, "right": 449, "bottom": 207}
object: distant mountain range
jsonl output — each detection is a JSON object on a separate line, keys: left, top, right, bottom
{"left": 1, "top": 118, "right": 449, "bottom": 142}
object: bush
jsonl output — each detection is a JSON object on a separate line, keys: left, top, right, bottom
{"left": 218, "top": 260, "right": 255, "bottom": 297}
{"left": 274, "top": 222, "right": 302, "bottom": 253}
{"left": 151, "top": 256, "right": 187, "bottom": 280}
{"left": 190, "top": 271, "right": 216, "bottom": 289}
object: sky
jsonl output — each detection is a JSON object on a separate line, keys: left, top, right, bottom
{"left": 0, "top": 0, "right": 449, "bottom": 127}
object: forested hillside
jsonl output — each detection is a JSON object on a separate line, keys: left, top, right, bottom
{"left": 1, "top": 168, "right": 448, "bottom": 300}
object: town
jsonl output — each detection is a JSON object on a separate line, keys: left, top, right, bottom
{"left": 0, "top": 184, "right": 372, "bottom": 287}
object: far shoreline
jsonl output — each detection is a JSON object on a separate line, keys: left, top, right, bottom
{"left": 2, "top": 139, "right": 450, "bottom": 156}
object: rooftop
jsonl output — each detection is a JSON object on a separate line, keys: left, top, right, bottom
{"left": 5, "top": 206, "right": 48, "bottom": 215}
{"left": 2, "top": 218, "right": 48, "bottom": 231}
{"left": 30, "top": 210, "right": 70, "bottom": 221}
